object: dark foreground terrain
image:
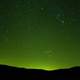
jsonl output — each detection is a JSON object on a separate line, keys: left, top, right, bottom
{"left": 0, "top": 65, "right": 80, "bottom": 80}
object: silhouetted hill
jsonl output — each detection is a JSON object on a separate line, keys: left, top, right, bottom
{"left": 0, "top": 64, "right": 80, "bottom": 80}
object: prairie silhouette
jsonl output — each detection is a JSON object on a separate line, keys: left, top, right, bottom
{"left": 0, "top": 64, "right": 80, "bottom": 80}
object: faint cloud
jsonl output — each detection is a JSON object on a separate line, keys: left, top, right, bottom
{"left": 43, "top": 48, "right": 56, "bottom": 55}
{"left": 44, "top": 50, "right": 53, "bottom": 54}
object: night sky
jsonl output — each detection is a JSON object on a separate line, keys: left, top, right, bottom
{"left": 0, "top": 0, "right": 80, "bottom": 70}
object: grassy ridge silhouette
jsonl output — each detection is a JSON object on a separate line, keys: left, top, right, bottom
{"left": 0, "top": 64, "right": 80, "bottom": 80}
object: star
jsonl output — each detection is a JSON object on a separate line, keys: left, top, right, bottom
{"left": 61, "top": 20, "right": 64, "bottom": 24}
{"left": 6, "top": 29, "right": 8, "bottom": 33}
{"left": 40, "top": 8, "right": 44, "bottom": 11}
